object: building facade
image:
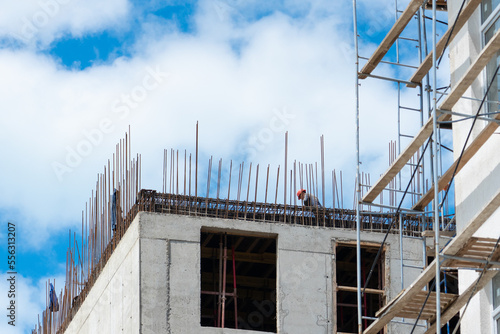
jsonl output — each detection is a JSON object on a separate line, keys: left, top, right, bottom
{"left": 63, "top": 211, "right": 425, "bottom": 333}
{"left": 450, "top": 0, "right": 500, "bottom": 333}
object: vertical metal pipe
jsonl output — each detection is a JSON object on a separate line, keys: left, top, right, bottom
{"left": 321, "top": 135, "right": 325, "bottom": 207}
{"left": 265, "top": 165, "right": 270, "bottom": 206}
{"left": 340, "top": 170, "right": 344, "bottom": 217}
{"left": 176, "top": 150, "right": 179, "bottom": 195}
{"left": 254, "top": 164, "right": 259, "bottom": 220}
{"left": 216, "top": 159, "right": 222, "bottom": 217}
{"left": 315, "top": 162, "right": 319, "bottom": 201}
{"left": 419, "top": 8, "right": 428, "bottom": 194}
{"left": 184, "top": 150, "right": 187, "bottom": 196}
{"left": 228, "top": 161, "right": 233, "bottom": 200}
{"left": 163, "top": 150, "right": 166, "bottom": 193}
{"left": 275, "top": 166, "right": 280, "bottom": 206}
{"left": 195, "top": 122, "right": 199, "bottom": 213}
{"left": 293, "top": 160, "right": 297, "bottom": 207}
{"left": 245, "top": 163, "right": 252, "bottom": 219}
{"left": 432, "top": 0, "right": 441, "bottom": 330}
{"left": 352, "top": 0, "right": 362, "bottom": 332}
{"left": 206, "top": 156, "right": 212, "bottom": 215}
{"left": 189, "top": 154, "right": 192, "bottom": 197}
{"left": 217, "top": 235, "right": 223, "bottom": 327}
{"left": 221, "top": 234, "right": 228, "bottom": 328}
{"left": 226, "top": 160, "right": 232, "bottom": 218}
{"left": 333, "top": 170, "right": 336, "bottom": 211}
{"left": 232, "top": 243, "right": 238, "bottom": 329}
{"left": 399, "top": 213, "right": 404, "bottom": 290}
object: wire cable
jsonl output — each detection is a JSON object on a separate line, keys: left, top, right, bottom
{"left": 437, "top": 0, "right": 467, "bottom": 67}
{"left": 410, "top": 279, "right": 437, "bottom": 334}
{"left": 408, "top": 64, "right": 500, "bottom": 332}
{"left": 363, "top": 138, "right": 431, "bottom": 294}
{"left": 450, "top": 236, "right": 500, "bottom": 334}
{"left": 440, "top": 63, "right": 500, "bottom": 207}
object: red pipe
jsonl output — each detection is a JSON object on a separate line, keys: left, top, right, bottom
{"left": 232, "top": 244, "right": 238, "bottom": 329}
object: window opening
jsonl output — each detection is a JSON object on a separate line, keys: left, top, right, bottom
{"left": 336, "top": 243, "right": 385, "bottom": 333}
{"left": 201, "top": 231, "right": 277, "bottom": 332}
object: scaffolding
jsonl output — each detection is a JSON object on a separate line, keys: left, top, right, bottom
{"left": 354, "top": 0, "right": 500, "bottom": 333}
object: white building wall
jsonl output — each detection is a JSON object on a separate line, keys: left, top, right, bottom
{"left": 448, "top": 0, "right": 500, "bottom": 333}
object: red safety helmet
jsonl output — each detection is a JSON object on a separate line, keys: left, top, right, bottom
{"left": 296, "top": 189, "right": 306, "bottom": 198}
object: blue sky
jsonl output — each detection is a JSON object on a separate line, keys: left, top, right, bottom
{"left": 0, "top": 0, "right": 452, "bottom": 332}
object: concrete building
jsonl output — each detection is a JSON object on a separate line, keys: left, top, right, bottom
{"left": 61, "top": 197, "right": 426, "bottom": 334}
{"left": 34, "top": 1, "right": 500, "bottom": 334}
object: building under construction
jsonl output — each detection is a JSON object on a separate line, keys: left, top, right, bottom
{"left": 33, "top": 0, "right": 500, "bottom": 333}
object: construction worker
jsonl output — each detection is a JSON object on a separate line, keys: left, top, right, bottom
{"left": 296, "top": 189, "right": 322, "bottom": 207}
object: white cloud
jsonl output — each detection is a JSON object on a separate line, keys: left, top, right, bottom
{"left": 0, "top": 0, "right": 411, "bottom": 247}
{"left": 0, "top": 272, "right": 65, "bottom": 334}
{"left": 0, "top": 0, "right": 130, "bottom": 48}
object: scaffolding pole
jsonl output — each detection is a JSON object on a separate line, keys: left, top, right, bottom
{"left": 353, "top": 0, "right": 362, "bottom": 332}
{"left": 431, "top": 1, "right": 441, "bottom": 332}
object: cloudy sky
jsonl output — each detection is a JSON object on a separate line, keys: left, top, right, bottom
{"left": 0, "top": 0, "right": 451, "bottom": 332}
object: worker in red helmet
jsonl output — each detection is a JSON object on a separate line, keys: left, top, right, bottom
{"left": 296, "top": 189, "right": 322, "bottom": 207}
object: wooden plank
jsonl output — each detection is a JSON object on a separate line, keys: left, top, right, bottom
{"left": 413, "top": 110, "right": 500, "bottom": 210}
{"left": 396, "top": 292, "right": 457, "bottom": 320}
{"left": 358, "top": 0, "right": 425, "bottom": 79}
{"left": 364, "top": 186, "right": 500, "bottom": 334}
{"left": 337, "top": 285, "right": 385, "bottom": 295}
{"left": 413, "top": 30, "right": 500, "bottom": 210}
{"left": 407, "top": 0, "right": 481, "bottom": 87}
{"left": 422, "top": 230, "right": 455, "bottom": 237}
{"left": 362, "top": 112, "right": 449, "bottom": 203}
{"left": 424, "top": 269, "right": 498, "bottom": 333}
{"left": 413, "top": 28, "right": 500, "bottom": 210}
{"left": 425, "top": 0, "right": 448, "bottom": 10}
{"left": 474, "top": 237, "right": 500, "bottom": 242}
{"left": 201, "top": 248, "right": 275, "bottom": 264}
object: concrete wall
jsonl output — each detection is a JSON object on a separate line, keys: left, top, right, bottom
{"left": 137, "top": 211, "right": 425, "bottom": 334}
{"left": 65, "top": 210, "right": 425, "bottom": 333}
{"left": 448, "top": 1, "right": 500, "bottom": 333}
{"left": 64, "top": 216, "right": 141, "bottom": 334}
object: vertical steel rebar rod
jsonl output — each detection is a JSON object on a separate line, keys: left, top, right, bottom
{"left": 254, "top": 164, "right": 259, "bottom": 220}
{"left": 189, "top": 154, "right": 192, "bottom": 197}
{"left": 284, "top": 132, "right": 288, "bottom": 223}
{"left": 265, "top": 165, "right": 270, "bottom": 206}
{"left": 244, "top": 163, "right": 252, "bottom": 219}
{"left": 184, "top": 150, "right": 187, "bottom": 196}
{"left": 321, "top": 135, "right": 325, "bottom": 226}
{"left": 195, "top": 122, "right": 199, "bottom": 214}
{"left": 226, "top": 161, "right": 232, "bottom": 218}
{"left": 206, "top": 157, "right": 212, "bottom": 215}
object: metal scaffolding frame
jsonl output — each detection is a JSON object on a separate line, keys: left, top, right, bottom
{"left": 354, "top": 0, "right": 500, "bottom": 333}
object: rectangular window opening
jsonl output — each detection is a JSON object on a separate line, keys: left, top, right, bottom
{"left": 201, "top": 231, "right": 277, "bottom": 332}
{"left": 336, "top": 243, "right": 385, "bottom": 334}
